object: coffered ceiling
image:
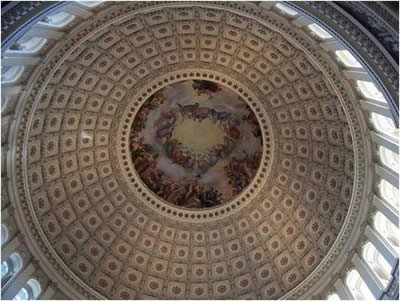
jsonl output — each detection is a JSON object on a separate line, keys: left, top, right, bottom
{"left": 10, "top": 2, "right": 369, "bottom": 299}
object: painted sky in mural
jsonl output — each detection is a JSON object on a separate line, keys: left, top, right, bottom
{"left": 130, "top": 80, "right": 263, "bottom": 209}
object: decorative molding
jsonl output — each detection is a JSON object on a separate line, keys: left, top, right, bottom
{"left": 288, "top": 1, "right": 399, "bottom": 126}
{"left": 114, "top": 69, "right": 273, "bottom": 221}
{"left": 1, "top": 1, "right": 380, "bottom": 299}
{"left": 1, "top": 1, "right": 67, "bottom": 52}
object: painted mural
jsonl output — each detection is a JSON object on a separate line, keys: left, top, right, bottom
{"left": 130, "top": 80, "right": 263, "bottom": 208}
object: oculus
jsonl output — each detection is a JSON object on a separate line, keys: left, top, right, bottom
{"left": 130, "top": 80, "right": 263, "bottom": 208}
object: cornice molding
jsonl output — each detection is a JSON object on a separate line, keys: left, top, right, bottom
{"left": 289, "top": 1, "right": 399, "bottom": 126}
{"left": 1, "top": 1, "right": 386, "bottom": 300}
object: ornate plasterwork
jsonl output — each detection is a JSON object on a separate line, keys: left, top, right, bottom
{"left": 289, "top": 1, "right": 398, "bottom": 116}
{"left": 336, "top": 1, "right": 399, "bottom": 60}
{"left": 10, "top": 2, "right": 369, "bottom": 300}
{"left": 1, "top": 1, "right": 66, "bottom": 51}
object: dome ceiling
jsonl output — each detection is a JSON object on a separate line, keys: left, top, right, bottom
{"left": 15, "top": 2, "right": 367, "bottom": 299}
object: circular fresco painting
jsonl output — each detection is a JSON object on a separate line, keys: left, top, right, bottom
{"left": 130, "top": 80, "right": 263, "bottom": 208}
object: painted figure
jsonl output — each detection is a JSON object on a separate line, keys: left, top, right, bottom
{"left": 130, "top": 80, "right": 263, "bottom": 209}
{"left": 192, "top": 80, "right": 222, "bottom": 98}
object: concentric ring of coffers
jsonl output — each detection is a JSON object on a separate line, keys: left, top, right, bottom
{"left": 19, "top": 3, "right": 363, "bottom": 300}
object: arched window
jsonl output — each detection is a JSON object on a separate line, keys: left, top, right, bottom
{"left": 275, "top": 3, "right": 298, "bottom": 16}
{"left": 327, "top": 293, "right": 340, "bottom": 300}
{"left": 12, "top": 278, "right": 41, "bottom": 300}
{"left": 9, "top": 253, "right": 22, "bottom": 273}
{"left": 1, "top": 224, "right": 9, "bottom": 246}
{"left": 362, "top": 242, "right": 391, "bottom": 287}
{"left": 1, "top": 252, "right": 23, "bottom": 284}
{"left": 371, "top": 112, "right": 397, "bottom": 138}
{"left": 379, "top": 178, "right": 399, "bottom": 209}
{"left": 345, "top": 269, "right": 375, "bottom": 300}
{"left": 13, "top": 288, "right": 29, "bottom": 300}
{"left": 27, "top": 279, "right": 41, "bottom": 300}
{"left": 1, "top": 65, "right": 24, "bottom": 84}
{"left": 374, "top": 211, "right": 400, "bottom": 250}
{"left": 78, "top": 1, "right": 103, "bottom": 7}
{"left": 308, "top": 23, "right": 333, "bottom": 40}
{"left": 379, "top": 146, "right": 399, "bottom": 172}
{"left": 335, "top": 50, "right": 362, "bottom": 68}
{"left": 38, "top": 12, "right": 75, "bottom": 28}
{"left": 7, "top": 36, "right": 47, "bottom": 54}
{"left": 1, "top": 261, "right": 9, "bottom": 278}
{"left": 357, "top": 80, "right": 386, "bottom": 102}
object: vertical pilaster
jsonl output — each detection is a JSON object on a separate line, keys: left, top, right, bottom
{"left": 365, "top": 225, "right": 398, "bottom": 268}
{"left": 352, "top": 253, "right": 384, "bottom": 298}
{"left": 373, "top": 196, "right": 399, "bottom": 228}
{"left": 333, "top": 278, "right": 354, "bottom": 300}
{"left": 371, "top": 131, "right": 399, "bottom": 154}
{"left": 375, "top": 164, "right": 399, "bottom": 188}
{"left": 2, "top": 262, "right": 35, "bottom": 300}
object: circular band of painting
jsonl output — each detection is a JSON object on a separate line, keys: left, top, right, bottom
{"left": 117, "top": 69, "right": 274, "bottom": 221}
{"left": 129, "top": 80, "right": 263, "bottom": 209}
